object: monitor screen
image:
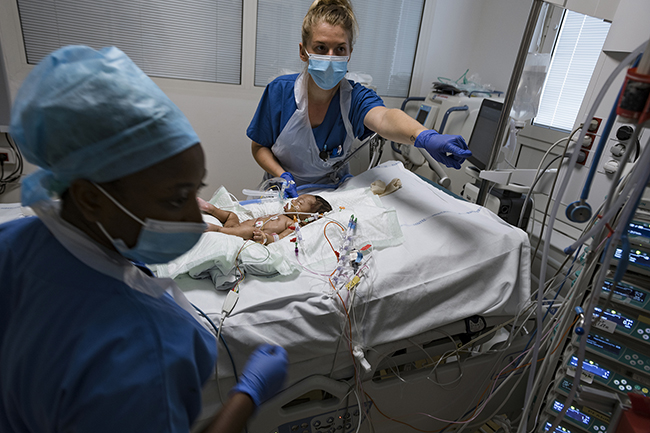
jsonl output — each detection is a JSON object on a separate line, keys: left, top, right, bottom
{"left": 415, "top": 104, "right": 431, "bottom": 125}
{"left": 467, "top": 99, "right": 503, "bottom": 170}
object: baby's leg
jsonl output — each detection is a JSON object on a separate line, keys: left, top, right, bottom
{"left": 213, "top": 225, "right": 255, "bottom": 240}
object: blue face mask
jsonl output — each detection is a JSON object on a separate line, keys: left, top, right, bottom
{"left": 93, "top": 183, "right": 206, "bottom": 264}
{"left": 307, "top": 53, "right": 349, "bottom": 90}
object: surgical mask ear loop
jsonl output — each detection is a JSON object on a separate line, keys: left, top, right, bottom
{"left": 96, "top": 220, "right": 120, "bottom": 246}
{"left": 93, "top": 182, "right": 146, "bottom": 226}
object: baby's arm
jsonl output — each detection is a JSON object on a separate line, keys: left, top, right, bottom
{"left": 198, "top": 198, "right": 240, "bottom": 227}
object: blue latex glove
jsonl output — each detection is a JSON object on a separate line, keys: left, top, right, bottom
{"left": 414, "top": 130, "right": 472, "bottom": 170}
{"left": 280, "top": 172, "right": 298, "bottom": 198}
{"left": 231, "top": 344, "right": 288, "bottom": 407}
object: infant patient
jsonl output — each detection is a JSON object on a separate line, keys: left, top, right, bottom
{"left": 198, "top": 194, "right": 332, "bottom": 245}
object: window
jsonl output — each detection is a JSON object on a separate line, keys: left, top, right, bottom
{"left": 534, "top": 10, "right": 611, "bottom": 131}
{"left": 17, "top": 0, "right": 243, "bottom": 84}
{"left": 254, "top": 0, "right": 424, "bottom": 97}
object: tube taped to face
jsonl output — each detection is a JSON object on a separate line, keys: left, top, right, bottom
{"left": 10, "top": 45, "right": 200, "bottom": 206}
{"left": 93, "top": 183, "right": 206, "bottom": 265}
{"left": 307, "top": 53, "right": 349, "bottom": 90}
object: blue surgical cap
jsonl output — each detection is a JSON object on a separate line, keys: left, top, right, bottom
{"left": 10, "top": 45, "right": 201, "bottom": 206}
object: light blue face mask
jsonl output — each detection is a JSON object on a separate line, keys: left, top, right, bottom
{"left": 93, "top": 183, "right": 206, "bottom": 264}
{"left": 307, "top": 53, "right": 349, "bottom": 90}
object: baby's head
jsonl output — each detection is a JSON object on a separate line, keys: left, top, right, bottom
{"left": 284, "top": 194, "right": 332, "bottom": 215}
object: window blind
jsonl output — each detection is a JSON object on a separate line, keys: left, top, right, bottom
{"left": 17, "top": 0, "right": 243, "bottom": 84}
{"left": 534, "top": 10, "right": 611, "bottom": 131}
{"left": 254, "top": 0, "right": 424, "bottom": 97}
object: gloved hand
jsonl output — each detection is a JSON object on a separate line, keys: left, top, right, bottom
{"left": 280, "top": 172, "right": 298, "bottom": 198}
{"left": 230, "top": 344, "right": 288, "bottom": 407}
{"left": 414, "top": 130, "right": 472, "bottom": 170}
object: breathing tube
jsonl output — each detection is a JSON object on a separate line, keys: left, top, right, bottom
{"left": 239, "top": 174, "right": 352, "bottom": 205}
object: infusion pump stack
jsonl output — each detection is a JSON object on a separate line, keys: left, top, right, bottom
{"left": 411, "top": 92, "right": 533, "bottom": 229}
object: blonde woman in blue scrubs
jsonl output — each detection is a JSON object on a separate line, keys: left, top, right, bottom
{"left": 248, "top": 0, "right": 472, "bottom": 197}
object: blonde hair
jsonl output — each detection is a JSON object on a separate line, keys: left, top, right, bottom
{"left": 302, "top": 0, "right": 358, "bottom": 48}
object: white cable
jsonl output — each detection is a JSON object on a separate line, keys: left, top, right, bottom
{"left": 523, "top": 255, "right": 599, "bottom": 427}
{"left": 548, "top": 144, "right": 650, "bottom": 433}
{"left": 518, "top": 39, "right": 648, "bottom": 433}
{"left": 518, "top": 128, "right": 580, "bottom": 228}
{"left": 565, "top": 140, "right": 649, "bottom": 253}
{"left": 212, "top": 289, "right": 241, "bottom": 405}
{"left": 540, "top": 160, "right": 645, "bottom": 430}
{"left": 517, "top": 242, "right": 596, "bottom": 428}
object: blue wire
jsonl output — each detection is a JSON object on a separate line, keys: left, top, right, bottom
{"left": 241, "top": 175, "right": 351, "bottom": 202}
{"left": 192, "top": 303, "right": 250, "bottom": 433}
{"left": 191, "top": 303, "right": 238, "bottom": 382}
{"left": 132, "top": 264, "right": 239, "bottom": 380}
{"left": 580, "top": 54, "right": 642, "bottom": 201}
{"left": 239, "top": 198, "right": 263, "bottom": 205}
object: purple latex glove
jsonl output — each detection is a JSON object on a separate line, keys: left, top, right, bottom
{"left": 230, "top": 344, "right": 288, "bottom": 407}
{"left": 280, "top": 172, "right": 298, "bottom": 198}
{"left": 414, "top": 130, "right": 472, "bottom": 170}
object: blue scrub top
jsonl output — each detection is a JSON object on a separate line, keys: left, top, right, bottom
{"left": 0, "top": 217, "right": 217, "bottom": 433}
{"left": 247, "top": 73, "right": 385, "bottom": 155}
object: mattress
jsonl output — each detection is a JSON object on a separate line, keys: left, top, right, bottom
{"left": 174, "top": 161, "right": 532, "bottom": 385}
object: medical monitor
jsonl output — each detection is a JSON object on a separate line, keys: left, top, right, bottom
{"left": 466, "top": 99, "right": 503, "bottom": 171}
{"left": 415, "top": 104, "right": 431, "bottom": 125}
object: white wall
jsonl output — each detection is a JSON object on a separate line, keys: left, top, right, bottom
{"left": 414, "top": 0, "right": 532, "bottom": 99}
{"left": 0, "top": 0, "right": 537, "bottom": 203}
{"left": 402, "top": 0, "right": 532, "bottom": 193}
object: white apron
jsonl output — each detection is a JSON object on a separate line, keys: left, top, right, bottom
{"left": 270, "top": 70, "right": 355, "bottom": 186}
{"left": 31, "top": 199, "right": 211, "bottom": 332}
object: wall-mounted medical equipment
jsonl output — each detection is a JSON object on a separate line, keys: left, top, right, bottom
{"left": 516, "top": 23, "right": 650, "bottom": 431}
{"left": 465, "top": 98, "right": 505, "bottom": 171}
{"left": 459, "top": 98, "right": 534, "bottom": 228}
{"left": 537, "top": 186, "right": 650, "bottom": 433}
{"left": 414, "top": 91, "right": 500, "bottom": 139}
{"left": 394, "top": 91, "right": 504, "bottom": 191}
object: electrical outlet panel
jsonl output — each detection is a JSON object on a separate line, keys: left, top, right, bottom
{"left": 588, "top": 117, "right": 602, "bottom": 133}
{"left": 597, "top": 121, "right": 643, "bottom": 176}
{"left": 277, "top": 402, "right": 372, "bottom": 433}
{"left": 0, "top": 147, "right": 16, "bottom": 164}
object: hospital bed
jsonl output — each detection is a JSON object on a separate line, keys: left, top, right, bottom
{"left": 0, "top": 161, "right": 533, "bottom": 432}
{"left": 155, "top": 161, "right": 534, "bottom": 432}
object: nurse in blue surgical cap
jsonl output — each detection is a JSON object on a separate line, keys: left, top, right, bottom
{"left": 247, "top": 0, "right": 471, "bottom": 197}
{"left": 0, "top": 45, "right": 287, "bottom": 433}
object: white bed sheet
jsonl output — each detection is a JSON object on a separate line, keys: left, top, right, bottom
{"left": 179, "top": 161, "right": 531, "bottom": 379}
{"left": 153, "top": 184, "right": 405, "bottom": 286}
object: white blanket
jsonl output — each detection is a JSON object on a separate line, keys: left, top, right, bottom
{"left": 153, "top": 185, "right": 404, "bottom": 288}
{"left": 177, "top": 161, "right": 531, "bottom": 379}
